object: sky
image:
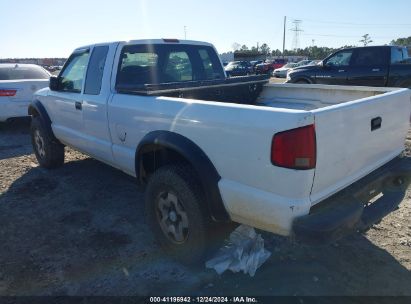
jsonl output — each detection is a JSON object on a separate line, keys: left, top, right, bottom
{"left": 1, "top": 0, "right": 411, "bottom": 58}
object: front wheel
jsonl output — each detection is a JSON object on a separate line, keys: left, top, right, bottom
{"left": 145, "top": 164, "right": 210, "bottom": 265}
{"left": 31, "top": 116, "right": 65, "bottom": 169}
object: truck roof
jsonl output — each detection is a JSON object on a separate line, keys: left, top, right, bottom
{"left": 74, "top": 39, "right": 215, "bottom": 52}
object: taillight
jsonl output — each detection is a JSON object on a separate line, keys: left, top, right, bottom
{"left": 0, "top": 89, "right": 17, "bottom": 97}
{"left": 271, "top": 124, "right": 316, "bottom": 170}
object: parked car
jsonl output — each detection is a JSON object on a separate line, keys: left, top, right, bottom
{"left": 29, "top": 39, "right": 411, "bottom": 264}
{"left": 224, "top": 61, "right": 254, "bottom": 77}
{"left": 0, "top": 63, "right": 50, "bottom": 122}
{"left": 250, "top": 60, "right": 264, "bottom": 71}
{"left": 273, "top": 62, "right": 298, "bottom": 78}
{"left": 287, "top": 46, "right": 411, "bottom": 87}
{"left": 256, "top": 58, "right": 287, "bottom": 75}
{"left": 276, "top": 60, "right": 321, "bottom": 78}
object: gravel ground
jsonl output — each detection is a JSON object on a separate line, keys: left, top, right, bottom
{"left": 0, "top": 119, "right": 410, "bottom": 296}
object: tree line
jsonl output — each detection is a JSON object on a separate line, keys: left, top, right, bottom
{"left": 230, "top": 36, "right": 411, "bottom": 60}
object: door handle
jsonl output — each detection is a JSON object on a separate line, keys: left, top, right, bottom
{"left": 372, "top": 68, "right": 380, "bottom": 72}
{"left": 75, "top": 101, "right": 82, "bottom": 110}
{"left": 338, "top": 69, "right": 346, "bottom": 73}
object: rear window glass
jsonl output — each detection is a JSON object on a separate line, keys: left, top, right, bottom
{"left": 116, "top": 44, "right": 224, "bottom": 89}
{"left": 0, "top": 65, "right": 50, "bottom": 80}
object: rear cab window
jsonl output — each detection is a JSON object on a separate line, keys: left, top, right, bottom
{"left": 84, "top": 45, "right": 109, "bottom": 95}
{"left": 0, "top": 65, "right": 50, "bottom": 80}
{"left": 391, "top": 47, "right": 410, "bottom": 64}
{"left": 115, "top": 43, "right": 225, "bottom": 90}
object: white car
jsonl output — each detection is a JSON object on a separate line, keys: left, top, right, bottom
{"left": 0, "top": 63, "right": 50, "bottom": 122}
{"left": 273, "top": 62, "right": 298, "bottom": 78}
{"left": 29, "top": 39, "right": 411, "bottom": 264}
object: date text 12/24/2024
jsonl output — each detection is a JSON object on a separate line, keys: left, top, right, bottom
{"left": 149, "top": 297, "right": 258, "bottom": 303}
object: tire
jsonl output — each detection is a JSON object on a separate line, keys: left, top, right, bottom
{"left": 295, "top": 79, "right": 310, "bottom": 84}
{"left": 30, "top": 116, "right": 65, "bottom": 169}
{"left": 145, "top": 164, "right": 210, "bottom": 265}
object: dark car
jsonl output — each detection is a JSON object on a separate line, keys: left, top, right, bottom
{"left": 224, "top": 61, "right": 254, "bottom": 77}
{"left": 250, "top": 60, "right": 264, "bottom": 71}
{"left": 287, "top": 46, "right": 411, "bottom": 88}
{"left": 255, "top": 59, "right": 287, "bottom": 75}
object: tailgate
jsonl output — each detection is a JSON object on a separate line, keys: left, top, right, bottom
{"left": 0, "top": 80, "right": 49, "bottom": 102}
{"left": 310, "top": 88, "right": 411, "bottom": 204}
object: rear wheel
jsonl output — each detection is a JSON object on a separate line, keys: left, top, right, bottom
{"left": 31, "top": 116, "right": 65, "bottom": 169}
{"left": 145, "top": 164, "right": 210, "bottom": 264}
{"left": 295, "top": 79, "right": 310, "bottom": 84}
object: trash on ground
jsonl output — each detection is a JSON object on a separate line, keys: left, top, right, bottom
{"left": 205, "top": 225, "right": 271, "bottom": 277}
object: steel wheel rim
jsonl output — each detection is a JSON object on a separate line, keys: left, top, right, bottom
{"left": 34, "top": 130, "right": 46, "bottom": 159}
{"left": 155, "top": 191, "right": 189, "bottom": 244}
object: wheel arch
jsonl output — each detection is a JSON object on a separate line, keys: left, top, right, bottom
{"left": 28, "top": 100, "right": 57, "bottom": 141}
{"left": 294, "top": 76, "right": 313, "bottom": 84}
{"left": 136, "top": 130, "right": 230, "bottom": 222}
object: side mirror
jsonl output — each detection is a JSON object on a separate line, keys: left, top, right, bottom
{"left": 49, "top": 75, "right": 60, "bottom": 91}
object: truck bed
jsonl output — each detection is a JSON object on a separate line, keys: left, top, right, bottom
{"left": 257, "top": 83, "right": 397, "bottom": 110}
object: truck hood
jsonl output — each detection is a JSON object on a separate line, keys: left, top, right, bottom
{"left": 291, "top": 65, "right": 321, "bottom": 73}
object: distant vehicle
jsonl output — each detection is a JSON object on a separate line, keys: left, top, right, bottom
{"left": 224, "top": 61, "right": 254, "bottom": 77}
{"left": 294, "top": 60, "right": 312, "bottom": 67}
{"left": 0, "top": 63, "right": 50, "bottom": 122}
{"left": 250, "top": 60, "right": 264, "bottom": 70}
{"left": 307, "top": 60, "right": 322, "bottom": 66}
{"left": 255, "top": 58, "right": 287, "bottom": 75}
{"left": 287, "top": 46, "right": 411, "bottom": 87}
{"left": 273, "top": 62, "right": 298, "bottom": 78}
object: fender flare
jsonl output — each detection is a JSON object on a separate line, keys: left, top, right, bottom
{"left": 395, "top": 79, "right": 411, "bottom": 89}
{"left": 293, "top": 76, "right": 314, "bottom": 84}
{"left": 28, "top": 100, "right": 57, "bottom": 141}
{"left": 136, "top": 130, "right": 230, "bottom": 222}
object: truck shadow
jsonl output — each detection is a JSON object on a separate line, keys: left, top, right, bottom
{"left": 0, "top": 155, "right": 410, "bottom": 296}
{"left": 0, "top": 118, "right": 32, "bottom": 160}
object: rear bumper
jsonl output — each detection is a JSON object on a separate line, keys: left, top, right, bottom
{"left": 0, "top": 100, "right": 30, "bottom": 121}
{"left": 292, "top": 156, "right": 411, "bottom": 244}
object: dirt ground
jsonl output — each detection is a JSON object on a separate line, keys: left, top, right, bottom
{"left": 0, "top": 119, "right": 410, "bottom": 296}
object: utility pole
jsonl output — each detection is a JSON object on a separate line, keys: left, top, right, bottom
{"left": 184, "top": 26, "right": 187, "bottom": 40}
{"left": 282, "top": 16, "right": 286, "bottom": 58}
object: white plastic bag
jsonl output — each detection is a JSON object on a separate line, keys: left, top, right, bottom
{"left": 205, "top": 225, "right": 271, "bottom": 277}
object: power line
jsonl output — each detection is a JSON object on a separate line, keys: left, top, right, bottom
{"left": 289, "top": 16, "right": 411, "bottom": 27}
{"left": 302, "top": 33, "right": 398, "bottom": 39}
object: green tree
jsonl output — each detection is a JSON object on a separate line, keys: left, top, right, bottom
{"left": 359, "top": 34, "right": 373, "bottom": 46}
{"left": 260, "top": 43, "right": 270, "bottom": 55}
{"left": 390, "top": 36, "right": 411, "bottom": 46}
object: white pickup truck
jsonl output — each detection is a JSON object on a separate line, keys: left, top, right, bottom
{"left": 29, "top": 39, "right": 411, "bottom": 263}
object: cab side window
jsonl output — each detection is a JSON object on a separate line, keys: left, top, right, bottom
{"left": 352, "top": 48, "right": 385, "bottom": 66}
{"left": 84, "top": 46, "right": 109, "bottom": 95}
{"left": 60, "top": 51, "right": 90, "bottom": 93}
{"left": 326, "top": 50, "right": 353, "bottom": 67}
